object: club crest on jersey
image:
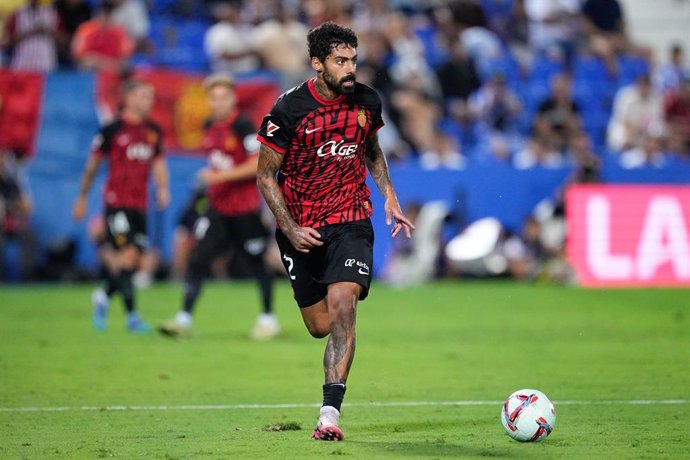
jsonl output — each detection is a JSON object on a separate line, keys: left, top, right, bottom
{"left": 147, "top": 130, "right": 158, "bottom": 145}
{"left": 266, "top": 120, "right": 280, "bottom": 137}
{"left": 357, "top": 109, "right": 367, "bottom": 128}
{"left": 225, "top": 135, "right": 237, "bottom": 150}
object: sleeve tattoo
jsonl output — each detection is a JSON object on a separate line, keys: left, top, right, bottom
{"left": 256, "top": 144, "right": 296, "bottom": 231}
{"left": 364, "top": 134, "right": 393, "bottom": 198}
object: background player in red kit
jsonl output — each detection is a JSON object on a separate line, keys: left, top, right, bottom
{"left": 256, "top": 23, "right": 414, "bottom": 441}
{"left": 159, "top": 74, "right": 277, "bottom": 340}
{"left": 73, "top": 79, "right": 170, "bottom": 333}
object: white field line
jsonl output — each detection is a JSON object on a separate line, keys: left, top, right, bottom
{"left": 0, "top": 399, "right": 687, "bottom": 413}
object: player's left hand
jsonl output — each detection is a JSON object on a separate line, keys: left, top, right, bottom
{"left": 385, "top": 199, "right": 415, "bottom": 238}
{"left": 197, "top": 168, "right": 224, "bottom": 185}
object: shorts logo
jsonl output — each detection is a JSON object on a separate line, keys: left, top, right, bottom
{"left": 345, "top": 258, "right": 370, "bottom": 276}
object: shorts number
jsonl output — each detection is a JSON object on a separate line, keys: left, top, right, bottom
{"left": 108, "top": 211, "right": 130, "bottom": 235}
{"left": 283, "top": 254, "right": 296, "bottom": 280}
{"left": 193, "top": 216, "right": 210, "bottom": 240}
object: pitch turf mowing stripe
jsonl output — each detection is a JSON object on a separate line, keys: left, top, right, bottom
{"left": 0, "top": 399, "right": 687, "bottom": 413}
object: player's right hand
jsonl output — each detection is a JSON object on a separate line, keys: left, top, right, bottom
{"left": 286, "top": 226, "right": 323, "bottom": 253}
{"left": 72, "top": 196, "right": 87, "bottom": 221}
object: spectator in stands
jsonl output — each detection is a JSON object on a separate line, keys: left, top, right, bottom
{"left": 252, "top": 1, "right": 310, "bottom": 89}
{"left": 111, "top": 0, "right": 150, "bottom": 53}
{"left": 71, "top": 0, "right": 134, "bottom": 74}
{"left": 607, "top": 73, "right": 664, "bottom": 152}
{"left": 655, "top": 44, "right": 689, "bottom": 94}
{"left": 470, "top": 70, "right": 523, "bottom": 135}
{"left": 565, "top": 130, "right": 599, "bottom": 167}
{"left": 385, "top": 10, "right": 439, "bottom": 97}
{"left": 533, "top": 73, "right": 581, "bottom": 151}
{"left": 389, "top": 63, "right": 443, "bottom": 157}
{"left": 1, "top": 0, "right": 62, "bottom": 73}
{"left": 351, "top": 0, "right": 392, "bottom": 34}
{"left": 54, "top": 0, "right": 92, "bottom": 68}
{"left": 505, "top": 0, "right": 533, "bottom": 71}
{"left": 435, "top": 34, "right": 482, "bottom": 103}
{"left": 419, "top": 129, "right": 466, "bottom": 170}
{"left": 513, "top": 135, "right": 565, "bottom": 169}
{"left": 72, "top": 0, "right": 134, "bottom": 122}
{"left": 580, "top": 0, "right": 627, "bottom": 75}
{"left": 451, "top": 1, "right": 503, "bottom": 78}
{"left": 0, "top": 151, "right": 36, "bottom": 281}
{"left": 524, "top": 0, "right": 579, "bottom": 65}
{"left": 664, "top": 74, "right": 690, "bottom": 158}
{"left": 619, "top": 124, "right": 667, "bottom": 169}
{"left": 204, "top": 0, "right": 259, "bottom": 75}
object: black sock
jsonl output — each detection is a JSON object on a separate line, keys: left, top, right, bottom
{"left": 182, "top": 277, "right": 202, "bottom": 314}
{"left": 257, "top": 271, "right": 273, "bottom": 314}
{"left": 118, "top": 269, "right": 135, "bottom": 314}
{"left": 323, "top": 383, "right": 346, "bottom": 412}
{"left": 104, "top": 272, "right": 118, "bottom": 297}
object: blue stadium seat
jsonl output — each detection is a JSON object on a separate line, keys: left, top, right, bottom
{"left": 529, "top": 57, "right": 564, "bottom": 84}
{"left": 617, "top": 54, "right": 650, "bottom": 87}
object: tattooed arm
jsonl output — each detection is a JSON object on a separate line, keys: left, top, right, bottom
{"left": 364, "top": 134, "right": 415, "bottom": 238}
{"left": 256, "top": 143, "right": 323, "bottom": 253}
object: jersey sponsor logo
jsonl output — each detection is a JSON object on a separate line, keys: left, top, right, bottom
{"left": 209, "top": 149, "right": 234, "bottom": 170}
{"left": 126, "top": 143, "right": 154, "bottom": 161}
{"left": 266, "top": 120, "right": 280, "bottom": 137}
{"left": 305, "top": 126, "right": 320, "bottom": 134}
{"left": 317, "top": 140, "right": 358, "bottom": 158}
{"left": 345, "top": 258, "right": 370, "bottom": 275}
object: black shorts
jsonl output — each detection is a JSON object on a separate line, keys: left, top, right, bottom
{"left": 189, "top": 208, "right": 269, "bottom": 274}
{"left": 104, "top": 208, "right": 148, "bottom": 250}
{"left": 276, "top": 219, "right": 374, "bottom": 308}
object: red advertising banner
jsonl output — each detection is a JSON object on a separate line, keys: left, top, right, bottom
{"left": 97, "top": 69, "right": 279, "bottom": 152}
{"left": 566, "top": 184, "right": 690, "bottom": 287}
{"left": 0, "top": 70, "right": 43, "bottom": 157}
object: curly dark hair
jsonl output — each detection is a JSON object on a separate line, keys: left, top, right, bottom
{"left": 307, "top": 22, "right": 358, "bottom": 63}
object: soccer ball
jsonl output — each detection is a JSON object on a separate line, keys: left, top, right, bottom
{"left": 501, "top": 389, "right": 556, "bottom": 442}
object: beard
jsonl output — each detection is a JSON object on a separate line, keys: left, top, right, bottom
{"left": 323, "top": 71, "right": 356, "bottom": 95}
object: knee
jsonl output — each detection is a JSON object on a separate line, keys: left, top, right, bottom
{"left": 118, "top": 246, "right": 140, "bottom": 270}
{"left": 327, "top": 283, "right": 361, "bottom": 316}
{"left": 305, "top": 320, "right": 330, "bottom": 339}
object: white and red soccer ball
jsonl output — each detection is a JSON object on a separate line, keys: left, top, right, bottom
{"left": 501, "top": 389, "right": 556, "bottom": 442}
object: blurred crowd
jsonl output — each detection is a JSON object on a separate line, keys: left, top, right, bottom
{"left": 2, "top": 0, "right": 689, "bottom": 164}
{"left": 1, "top": 0, "right": 690, "bottom": 283}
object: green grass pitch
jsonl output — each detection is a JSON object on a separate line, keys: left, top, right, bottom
{"left": 1, "top": 280, "right": 689, "bottom": 458}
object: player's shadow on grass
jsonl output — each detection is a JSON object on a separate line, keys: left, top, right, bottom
{"left": 347, "top": 440, "right": 512, "bottom": 458}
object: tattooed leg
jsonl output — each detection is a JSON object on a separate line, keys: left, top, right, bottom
{"left": 323, "top": 282, "right": 360, "bottom": 384}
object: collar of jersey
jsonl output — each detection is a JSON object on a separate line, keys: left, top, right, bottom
{"left": 308, "top": 78, "right": 347, "bottom": 105}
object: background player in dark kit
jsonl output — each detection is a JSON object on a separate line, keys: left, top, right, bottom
{"left": 159, "top": 74, "right": 277, "bottom": 340}
{"left": 256, "top": 22, "right": 414, "bottom": 441}
{"left": 72, "top": 79, "right": 170, "bottom": 333}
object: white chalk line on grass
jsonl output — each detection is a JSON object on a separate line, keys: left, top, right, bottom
{"left": 0, "top": 399, "right": 687, "bottom": 413}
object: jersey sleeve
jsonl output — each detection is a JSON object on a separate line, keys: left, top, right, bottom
{"left": 90, "top": 123, "right": 117, "bottom": 158}
{"left": 233, "top": 116, "right": 260, "bottom": 155}
{"left": 256, "top": 97, "right": 293, "bottom": 154}
{"left": 149, "top": 122, "right": 164, "bottom": 158}
{"left": 371, "top": 94, "right": 385, "bottom": 134}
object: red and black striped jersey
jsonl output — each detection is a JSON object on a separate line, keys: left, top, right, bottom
{"left": 202, "top": 112, "right": 261, "bottom": 216}
{"left": 256, "top": 78, "right": 384, "bottom": 229}
{"left": 91, "top": 118, "right": 164, "bottom": 211}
